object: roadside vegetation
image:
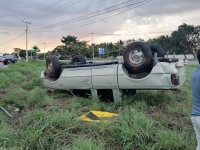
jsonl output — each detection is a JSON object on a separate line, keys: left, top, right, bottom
{"left": 0, "top": 60, "right": 197, "bottom": 150}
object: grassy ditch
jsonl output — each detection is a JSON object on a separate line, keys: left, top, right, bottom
{"left": 0, "top": 60, "right": 197, "bottom": 150}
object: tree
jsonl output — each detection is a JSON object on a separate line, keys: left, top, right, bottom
{"left": 147, "top": 35, "right": 173, "bottom": 54}
{"left": 61, "top": 35, "right": 78, "bottom": 48}
{"left": 171, "top": 23, "right": 200, "bottom": 58}
{"left": 53, "top": 45, "right": 68, "bottom": 56}
{"left": 13, "top": 48, "right": 22, "bottom": 54}
{"left": 125, "top": 39, "right": 135, "bottom": 46}
{"left": 56, "top": 36, "right": 92, "bottom": 58}
{"left": 146, "top": 23, "right": 200, "bottom": 58}
{"left": 74, "top": 41, "right": 90, "bottom": 57}
{"left": 59, "top": 35, "right": 79, "bottom": 57}
{"left": 19, "top": 50, "right": 26, "bottom": 58}
{"left": 115, "top": 40, "right": 124, "bottom": 56}
{"left": 32, "top": 45, "right": 40, "bottom": 52}
{"left": 31, "top": 45, "right": 40, "bottom": 59}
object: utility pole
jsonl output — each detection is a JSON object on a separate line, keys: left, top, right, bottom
{"left": 118, "top": 45, "right": 120, "bottom": 56}
{"left": 22, "top": 20, "right": 31, "bottom": 62}
{"left": 43, "top": 42, "right": 46, "bottom": 60}
{"left": 91, "top": 31, "right": 94, "bottom": 59}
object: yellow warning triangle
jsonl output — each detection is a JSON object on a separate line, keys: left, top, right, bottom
{"left": 79, "top": 110, "right": 118, "bottom": 122}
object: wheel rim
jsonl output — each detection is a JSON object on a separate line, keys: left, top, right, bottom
{"left": 47, "top": 61, "right": 53, "bottom": 71}
{"left": 129, "top": 48, "right": 144, "bottom": 64}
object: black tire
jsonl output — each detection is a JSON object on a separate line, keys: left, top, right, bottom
{"left": 123, "top": 42, "right": 152, "bottom": 70}
{"left": 46, "top": 55, "right": 61, "bottom": 77}
{"left": 149, "top": 44, "right": 164, "bottom": 57}
{"left": 70, "top": 55, "right": 86, "bottom": 64}
{"left": 3, "top": 60, "right": 8, "bottom": 65}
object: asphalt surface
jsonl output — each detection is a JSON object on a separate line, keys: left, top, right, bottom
{"left": 187, "top": 60, "right": 199, "bottom": 65}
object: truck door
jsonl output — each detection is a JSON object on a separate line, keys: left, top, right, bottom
{"left": 61, "top": 67, "right": 92, "bottom": 89}
{"left": 91, "top": 65, "right": 118, "bottom": 89}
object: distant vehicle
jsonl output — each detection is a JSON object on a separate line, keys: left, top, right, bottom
{"left": 41, "top": 42, "right": 187, "bottom": 102}
{"left": 2, "top": 55, "right": 17, "bottom": 65}
{"left": 0, "top": 54, "right": 3, "bottom": 62}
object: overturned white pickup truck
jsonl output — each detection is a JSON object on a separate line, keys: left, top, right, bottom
{"left": 41, "top": 42, "right": 187, "bottom": 102}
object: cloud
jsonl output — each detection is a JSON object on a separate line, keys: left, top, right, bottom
{"left": 132, "top": 0, "right": 200, "bottom": 17}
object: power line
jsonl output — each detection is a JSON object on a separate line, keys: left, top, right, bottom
{"left": 58, "top": 0, "right": 152, "bottom": 31}
{"left": 30, "top": 0, "right": 82, "bottom": 21}
{"left": 0, "top": 25, "right": 24, "bottom": 42}
{"left": 79, "top": 33, "right": 91, "bottom": 40}
{"left": 0, "top": 0, "right": 153, "bottom": 47}
{"left": 0, "top": 32, "right": 25, "bottom": 46}
{"left": 91, "top": 31, "right": 171, "bottom": 36}
{"left": 0, "top": 0, "right": 101, "bottom": 45}
{"left": 0, "top": 0, "right": 143, "bottom": 45}
{"left": 0, "top": 0, "right": 67, "bottom": 44}
{"left": 0, "top": 0, "right": 83, "bottom": 45}
{"left": 30, "top": 0, "right": 152, "bottom": 33}
{"left": 35, "top": 0, "right": 105, "bottom": 28}
{"left": 0, "top": 0, "right": 65, "bottom": 38}
{"left": 30, "top": 0, "right": 141, "bottom": 31}
{"left": 26, "top": 0, "right": 65, "bottom": 19}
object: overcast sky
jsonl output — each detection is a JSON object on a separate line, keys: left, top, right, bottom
{"left": 0, "top": 0, "right": 200, "bottom": 53}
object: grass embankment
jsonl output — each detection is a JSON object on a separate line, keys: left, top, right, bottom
{"left": 0, "top": 60, "right": 197, "bottom": 150}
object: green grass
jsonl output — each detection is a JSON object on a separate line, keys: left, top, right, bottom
{"left": 0, "top": 60, "right": 198, "bottom": 149}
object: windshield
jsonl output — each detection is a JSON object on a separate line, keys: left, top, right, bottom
{"left": 4, "top": 55, "right": 15, "bottom": 59}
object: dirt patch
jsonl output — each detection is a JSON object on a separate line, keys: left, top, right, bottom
{"left": 54, "top": 98, "right": 72, "bottom": 109}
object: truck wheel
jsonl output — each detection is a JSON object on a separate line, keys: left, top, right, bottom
{"left": 46, "top": 55, "right": 61, "bottom": 77}
{"left": 70, "top": 55, "right": 86, "bottom": 64}
{"left": 3, "top": 60, "right": 8, "bottom": 65}
{"left": 123, "top": 42, "right": 152, "bottom": 70}
{"left": 149, "top": 44, "right": 164, "bottom": 57}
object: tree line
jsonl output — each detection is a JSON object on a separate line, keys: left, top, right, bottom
{"left": 147, "top": 23, "right": 200, "bottom": 59}
{"left": 13, "top": 23, "right": 200, "bottom": 59}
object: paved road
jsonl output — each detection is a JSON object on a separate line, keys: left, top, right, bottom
{"left": 187, "top": 60, "right": 198, "bottom": 65}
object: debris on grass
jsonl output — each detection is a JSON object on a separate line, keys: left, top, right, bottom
{"left": 0, "top": 106, "right": 12, "bottom": 118}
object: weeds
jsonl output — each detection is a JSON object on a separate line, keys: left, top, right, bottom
{"left": 0, "top": 122, "right": 11, "bottom": 147}
{"left": 2, "top": 87, "right": 28, "bottom": 110}
{"left": 69, "top": 138, "right": 104, "bottom": 150}
{"left": 154, "top": 130, "right": 186, "bottom": 149}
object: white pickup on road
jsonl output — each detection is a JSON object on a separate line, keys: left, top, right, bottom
{"left": 41, "top": 42, "right": 187, "bottom": 102}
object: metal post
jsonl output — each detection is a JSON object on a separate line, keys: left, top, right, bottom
{"left": 22, "top": 21, "right": 31, "bottom": 62}
{"left": 92, "top": 31, "right": 94, "bottom": 59}
{"left": 43, "top": 42, "right": 46, "bottom": 60}
{"left": 119, "top": 46, "right": 120, "bottom": 57}
{"left": 26, "top": 27, "right": 28, "bottom": 61}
